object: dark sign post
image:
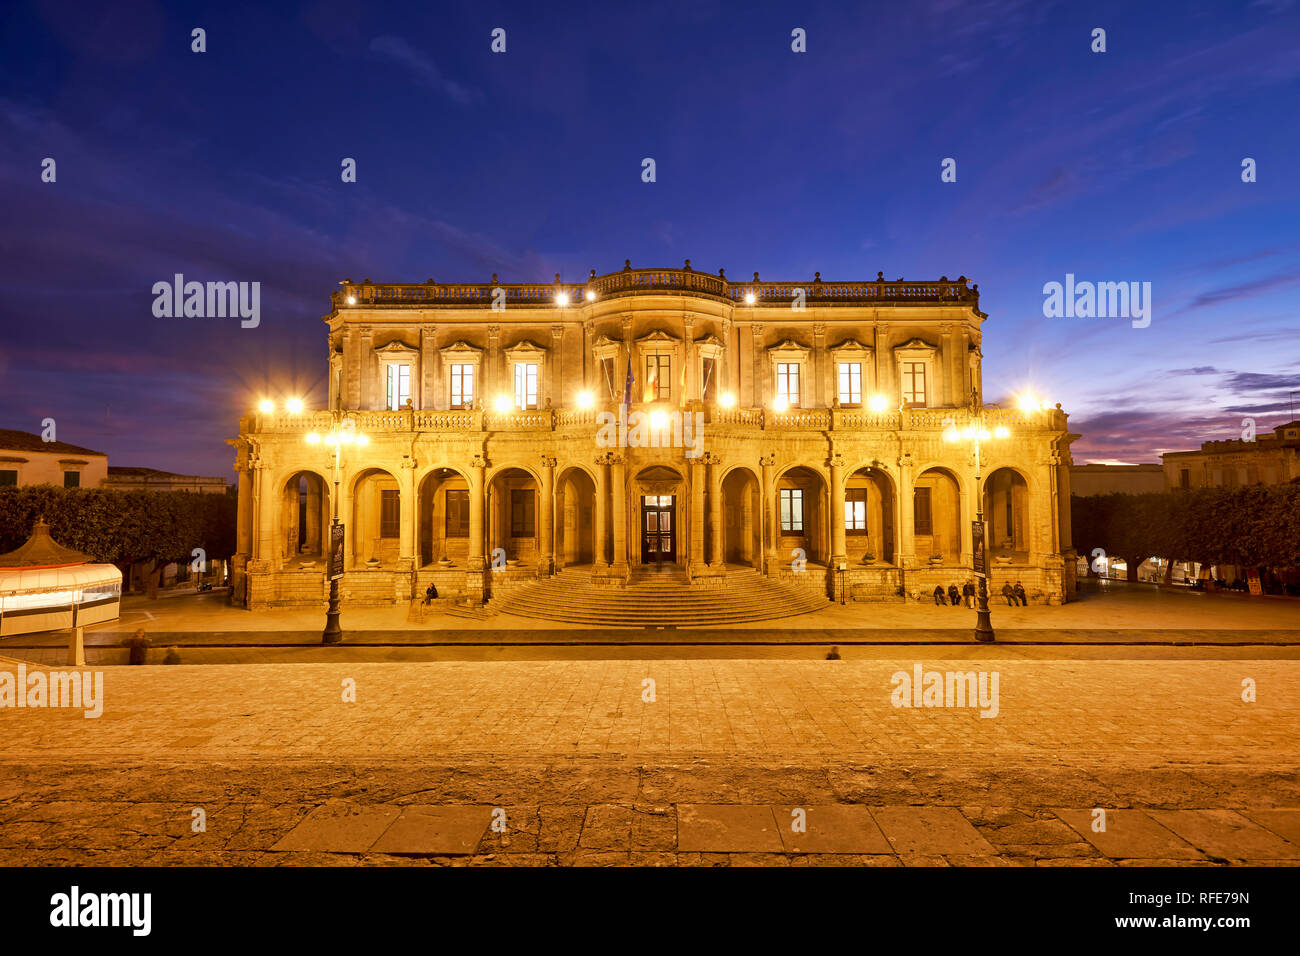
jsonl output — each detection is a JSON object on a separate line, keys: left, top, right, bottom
{"left": 971, "top": 518, "right": 994, "bottom": 642}
{"left": 972, "top": 520, "right": 986, "bottom": 578}
{"left": 323, "top": 521, "right": 345, "bottom": 644}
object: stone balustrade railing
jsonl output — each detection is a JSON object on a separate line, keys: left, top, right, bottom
{"left": 248, "top": 404, "right": 1060, "bottom": 437}
{"left": 335, "top": 267, "right": 978, "bottom": 309}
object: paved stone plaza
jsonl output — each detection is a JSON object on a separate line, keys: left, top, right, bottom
{"left": 2, "top": 656, "right": 1298, "bottom": 866}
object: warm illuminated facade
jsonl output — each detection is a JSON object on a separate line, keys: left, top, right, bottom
{"left": 229, "top": 264, "right": 1078, "bottom": 612}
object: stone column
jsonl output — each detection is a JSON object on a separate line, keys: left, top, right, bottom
{"left": 398, "top": 458, "right": 416, "bottom": 578}
{"left": 610, "top": 455, "right": 628, "bottom": 578}
{"left": 760, "top": 452, "right": 777, "bottom": 573}
{"left": 235, "top": 455, "right": 252, "bottom": 557}
{"left": 813, "top": 323, "right": 827, "bottom": 408}
{"left": 829, "top": 452, "right": 847, "bottom": 581}
{"left": 960, "top": 467, "right": 975, "bottom": 568}
{"left": 539, "top": 455, "right": 556, "bottom": 576}
{"left": 359, "top": 328, "right": 374, "bottom": 409}
{"left": 487, "top": 325, "right": 500, "bottom": 401}
{"left": 593, "top": 455, "right": 609, "bottom": 568}
{"left": 751, "top": 324, "right": 765, "bottom": 407}
{"left": 897, "top": 453, "right": 915, "bottom": 568}
{"left": 683, "top": 315, "right": 696, "bottom": 402}
{"left": 548, "top": 325, "right": 563, "bottom": 407}
{"left": 689, "top": 457, "right": 706, "bottom": 575}
{"left": 468, "top": 454, "right": 487, "bottom": 602}
{"left": 741, "top": 488, "right": 754, "bottom": 564}
{"left": 252, "top": 460, "right": 271, "bottom": 563}
{"left": 421, "top": 327, "right": 437, "bottom": 410}
{"left": 708, "top": 453, "right": 724, "bottom": 567}
{"left": 305, "top": 480, "right": 322, "bottom": 555}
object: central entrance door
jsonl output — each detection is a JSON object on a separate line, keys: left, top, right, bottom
{"left": 640, "top": 495, "right": 676, "bottom": 563}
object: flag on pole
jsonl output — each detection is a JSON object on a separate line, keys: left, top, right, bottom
{"left": 621, "top": 345, "right": 634, "bottom": 410}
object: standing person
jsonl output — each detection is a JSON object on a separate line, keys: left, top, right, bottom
{"left": 1013, "top": 581, "right": 1028, "bottom": 606}
{"left": 947, "top": 583, "right": 961, "bottom": 608}
{"left": 1001, "top": 582, "right": 1016, "bottom": 606}
{"left": 932, "top": 584, "right": 947, "bottom": 605}
{"left": 825, "top": 646, "right": 842, "bottom": 660}
{"left": 963, "top": 579, "right": 976, "bottom": 608}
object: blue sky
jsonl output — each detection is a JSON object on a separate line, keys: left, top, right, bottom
{"left": 2, "top": 0, "right": 1298, "bottom": 476}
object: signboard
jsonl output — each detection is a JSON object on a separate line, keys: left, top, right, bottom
{"left": 1247, "top": 570, "right": 1262, "bottom": 596}
{"left": 329, "top": 523, "right": 345, "bottom": 580}
{"left": 971, "top": 520, "right": 987, "bottom": 578}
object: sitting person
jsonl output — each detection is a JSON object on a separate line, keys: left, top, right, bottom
{"left": 933, "top": 584, "right": 947, "bottom": 605}
{"left": 1013, "top": 581, "right": 1028, "bottom": 606}
{"left": 947, "top": 584, "right": 961, "bottom": 608}
{"left": 1001, "top": 582, "right": 1016, "bottom": 606}
{"left": 422, "top": 582, "right": 438, "bottom": 605}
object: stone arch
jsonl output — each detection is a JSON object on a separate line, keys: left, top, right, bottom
{"left": 349, "top": 466, "right": 401, "bottom": 568}
{"left": 555, "top": 465, "right": 596, "bottom": 567}
{"left": 983, "top": 466, "right": 1031, "bottom": 559}
{"left": 488, "top": 466, "right": 540, "bottom": 566}
{"left": 417, "top": 466, "right": 470, "bottom": 567}
{"left": 775, "top": 464, "right": 828, "bottom": 565}
{"left": 721, "top": 465, "right": 761, "bottom": 566}
{"left": 844, "top": 465, "right": 896, "bottom": 566}
{"left": 914, "top": 466, "right": 962, "bottom": 563}
{"left": 276, "top": 469, "right": 331, "bottom": 566}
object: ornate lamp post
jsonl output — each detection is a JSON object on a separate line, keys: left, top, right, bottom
{"left": 944, "top": 408, "right": 1010, "bottom": 643}
{"left": 305, "top": 416, "right": 368, "bottom": 644}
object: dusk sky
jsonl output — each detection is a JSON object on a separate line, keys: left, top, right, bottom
{"left": 2, "top": 0, "right": 1298, "bottom": 478}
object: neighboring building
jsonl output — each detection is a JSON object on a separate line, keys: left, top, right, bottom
{"left": 0, "top": 429, "right": 108, "bottom": 489}
{"left": 229, "top": 265, "right": 1079, "bottom": 614}
{"left": 1070, "top": 463, "right": 1165, "bottom": 496}
{"left": 1162, "top": 420, "right": 1300, "bottom": 490}
{"left": 104, "top": 466, "right": 229, "bottom": 494}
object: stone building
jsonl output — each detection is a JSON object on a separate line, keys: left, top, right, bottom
{"left": 1162, "top": 420, "right": 1300, "bottom": 489}
{"left": 228, "top": 264, "right": 1078, "bottom": 614}
{"left": 1069, "top": 462, "right": 1165, "bottom": 496}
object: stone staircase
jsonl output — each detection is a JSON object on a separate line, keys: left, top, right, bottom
{"left": 487, "top": 565, "right": 830, "bottom": 627}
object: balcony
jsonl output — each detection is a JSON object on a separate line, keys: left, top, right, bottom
{"left": 333, "top": 267, "right": 980, "bottom": 311}
{"left": 245, "top": 403, "right": 1061, "bottom": 438}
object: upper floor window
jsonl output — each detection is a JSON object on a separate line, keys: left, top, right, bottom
{"left": 838, "top": 362, "right": 862, "bottom": 405}
{"left": 0, "top": 470, "right": 16, "bottom": 487}
{"left": 514, "top": 363, "right": 539, "bottom": 409}
{"left": 776, "top": 363, "right": 801, "bottom": 407}
{"left": 1179, "top": 469, "right": 1190, "bottom": 489}
{"left": 646, "top": 354, "right": 671, "bottom": 401}
{"left": 845, "top": 488, "right": 868, "bottom": 533}
{"left": 779, "top": 487, "right": 804, "bottom": 533}
{"left": 449, "top": 363, "right": 475, "bottom": 409}
{"left": 386, "top": 363, "right": 411, "bottom": 410}
{"left": 902, "top": 361, "right": 927, "bottom": 407}
{"left": 600, "top": 357, "right": 617, "bottom": 400}
{"left": 64, "top": 471, "right": 80, "bottom": 489}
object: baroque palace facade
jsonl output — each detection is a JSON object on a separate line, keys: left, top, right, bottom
{"left": 229, "top": 263, "right": 1078, "bottom": 611}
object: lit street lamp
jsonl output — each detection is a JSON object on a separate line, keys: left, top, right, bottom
{"left": 305, "top": 415, "right": 368, "bottom": 644}
{"left": 944, "top": 409, "right": 1011, "bottom": 643}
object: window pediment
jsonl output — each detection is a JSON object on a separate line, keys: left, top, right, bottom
{"left": 504, "top": 340, "right": 547, "bottom": 361}
{"left": 374, "top": 340, "right": 418, "bottom": 357}
{"left": 894, "top": 337, "right": 937, "bottom": 359}
{"left": 766, "top": 338, "right": 810, "bottom": 359}
{"left": 440, "top": 340, "right": 483, "bottom": 361}
{"left": 830, "top": 339, "right": 873, "bottom": 360}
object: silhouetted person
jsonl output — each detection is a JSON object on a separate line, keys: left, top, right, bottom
{"left": 1013, "top": 581, "right": 1028, "bottom": 606}
{"left": 122, "top": 629, "right": 150, "bottom": 665}
{"left": 825, "top": 646, "right": 842, "bottom": 660}
{"left": 947, "top": 584, "right": 961, "bottom": 608}
{"left": 963, "top": 580, "right": 976, "bottom": 608}
{"left": 933, "top": 584, "right": 947, "bottom": 605}
{"left": 1001, "top": 582, "right": 1016, "bottom": 606}
{"left": 163, "top": 647, "right": 182, "bottom": 665}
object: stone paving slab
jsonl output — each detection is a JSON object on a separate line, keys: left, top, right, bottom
{"left": 1242, "top": 808, "right": 1300, "bottom": 846}
{"left": 871, "top": 807, "right": 997, "bottom": 855}
{"left": 777, "top": 805, "right": 892, "bottom": 854}
{"left": 1056, "top": 809, "right": 1202, "bottom": 860}
{"left": 270, "top": 803, "right": 401, "bottom": 853}
{"left": 678, "top": 805, "right": 783, "bottom": 852}
{"left": 1146, "top": 809, "right": 1300, "bottom": 861}
{"left": 369, "top": 806, "right": 494, "bottom": 855}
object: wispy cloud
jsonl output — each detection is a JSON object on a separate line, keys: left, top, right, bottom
{"left": 369, "top": 36, "right": 483, "bottom": 106}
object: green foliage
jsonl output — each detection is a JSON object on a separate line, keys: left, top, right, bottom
{"left": 0, "top": 485, "right": 237, "bottom": 565}
{"left": 1071, "top": 486, "right": 1300, "bottom": 569}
